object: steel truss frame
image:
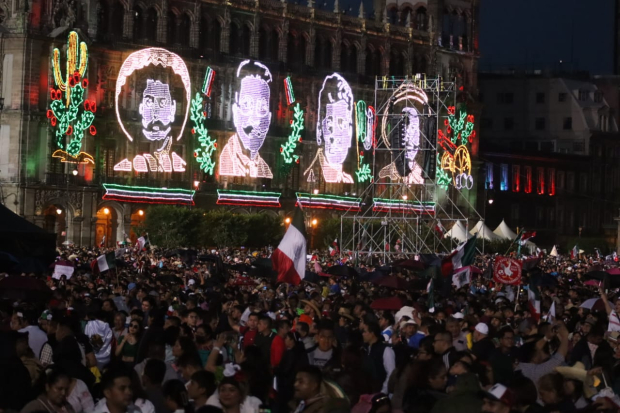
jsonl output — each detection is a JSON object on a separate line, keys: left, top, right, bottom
{"left": 340, "top": 75, "right": 481, "bottom": 262}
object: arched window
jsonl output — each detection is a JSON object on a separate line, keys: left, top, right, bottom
{"left": 390, "top": 51, "right": 404, "bottom": 76}
{"left": 340, "top": 44, "right": 349, "bottom": 72}
{"left": 323, "top": 39, "right": 332, "bottom": 69}
{"left": 211, "top": 19, "right": 221, "bottom": 55}
{"left": 241, "top": 24, "right": 251, "bottom": 56}
{"left": 110, "top": 2, "right": 124, "bottom": 39}
{"left": 388, "top": 7, "right": 398, "bottom": 24}
{"left": 462, "top": 13, "right": 469, "bottom": 51}
{"left": 199, "top": 15, "right": 209, "bottom": 50}
{"left": 349, "top": 46, "right": 357, "bottom": 73}
{"left": 97, "top": 0, "right": 109, "bottom": 40}
{"left": 270, "top": 30, "right": 279, "bottom": 61}
{"left": 314, "top": 37, "right": 323, "bottom": 67}
{"left": 179, "top": 14, "right": 191, "bottom": 45}
{"left": 133, "top": 6, "right": 144, "bottom": 40}
{"left": 145, "top": 8, "right": 158, "bottom": 42}
{"left": 441, "top": 9, "right": 451, "bottom": 47}
{"left": 229, "top": 22, "right": 240, "bottom": 54}
{"left": 258, "top": 27, "right": 268, "bottom": 60}
{"left": 298, "top": 35, "right": 306, "bottom": 66}
{"left": 167, "top": 11, "right": 177, "bottom": 44}
{"left": 400, "top": 7, "right": 412, "bottom": 27}
{"left": 415, "top": 7, "right": 427, "bottom": 31}
{"left": 287, "top": 33, "right": 296, "bottom": 64}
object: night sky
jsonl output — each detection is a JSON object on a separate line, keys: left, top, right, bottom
{"left": 479, "top": 0, "right": 615, "bottom": 75}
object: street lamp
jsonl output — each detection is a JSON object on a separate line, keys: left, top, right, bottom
{"left": 103, "top": 208, "right": 110, "bottom": 215}
{"left": 72, "top": 169, "right": 78, "bottom": 176}
{"left": 313, "top": 189, "right": 319, "bottom": 195}
{"left": 138, "top": 210, "right": 144, "bottom": 216}
{"left": 284, "top": 217, "right": 291, "bottom": 224}
{"left": 56, "top": 208, "right": 62, "bottom": 215}
{"left": 311, "top": 218, "right": 318, "bottom": 226}
{"left": 488, "top": 198, "right": 494, "bottom": 205}
{"left": 193, "top": 181, "right": 200, "bottom": 188}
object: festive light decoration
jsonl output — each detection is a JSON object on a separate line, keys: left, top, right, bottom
{"left": 500, "top": 164, "right": 508, "bottom": 191}
{"left": 547, "top": 168, "right": 555, "bottom": 196}
{"left": 304, "top": 73, "right": 354, "bottom": 184}
{"left": 216, "top": 189, "right": 281, "bottom": 208}
{"left": 191, "top": 88, "right": 217, "bottom": 175}
{"left": 284, "top": 76, "right": 295, "bottom": 105}
{"left": 220, "top": 60, "right": 273, "bottom": 179}
{"left": 202, "top": 67, "right": 215, "bottom": 97}
{"left": 296, "top": 193, "right": 361, "bottom": 212}
{"left": 379, "top": 83, "right": 427, "bottom": 184}
{"left": 354, "top": 101, "right": 375, "bottom": 183}
{"left": 537, "top": 167, "right": 545, "bottom": 195}
{"left": 372, "top": 198, "right": 436, "bottom": 215}
{"left": 437, "top": 104, "right": 475, "bottom": 190}
{"left": 114, "top": 48, "right": 190, "bottom": 173}
{"left": 102, "top": 184, "right": 195, "bottom": 205}
{"left": 48, "top": 31, "right": 95, "bottom": 164}
{"left": 280, "top": 103, "right": 304, "bottom": 164}
{"left": 486, "top": 162, "right": 494, "bottom": 189}
{"left": 512, "top": 165, "right": 520, "bottom": 192}
{"left": 524, "top": 166, "right": 532, "bottom": 194}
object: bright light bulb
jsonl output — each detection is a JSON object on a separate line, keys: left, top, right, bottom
{"left": 138, "top": 210, "right": 144, "bottom": 216}
{"left": 311, "top": 219, "right": 318, "bottom": 226}
{"left": 313, "top": 189, "right": 319, "bottom": 195}
{"left": 285, "top": 217, "right": 291, "bottom": 224}
{"left": 488, "top": 199, "right": 494, "bottom": 205}
{"left": 402, "top": 195, "right": 408, "bottom": 200}
{"left": 103, "top": 208, "right": 110, "bottom": 215}
{"left": 56, "top": 208, "right": 62, "bottom": 215}
{"left": 72, "top": 169, "right": 78, "bottom": 176}
{"left": 194, "top": 181, "right": 200, "bottom": 188}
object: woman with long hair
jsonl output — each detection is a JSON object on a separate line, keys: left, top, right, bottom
{"left": 206, "top": 375, "right": 262, "bottom": 413}
{"left": 115, "top": 319, "right": 142, "bottom": 366}
{"left": 20, "top": 368, "right": 76, "bottom": 413}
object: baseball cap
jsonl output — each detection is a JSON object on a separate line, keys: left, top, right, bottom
{"left": 453, "top": 312, "right": 464, "bottom": 319}
{"left": 474, "top": 322, "right": 489, "bottom": 335}
{"left": 404, "top": 319, "right": 417, "bottom": 326}
{"left": 480, "top": 384, "right": 515, "bottom": 407}
{"left": 395, "top": 306, "right": 415, "bottom": 322}
{"left": 127, "top": 283, "right": 136, "bottom": 291}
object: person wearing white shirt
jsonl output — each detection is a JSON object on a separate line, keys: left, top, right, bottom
{"left": 11, "top": 309, "right": 47, "bottom": 359}
{"left": 93, "top": 369, "right": 142, "bottom": 413}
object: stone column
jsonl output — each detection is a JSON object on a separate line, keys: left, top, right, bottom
{"left": 190, "top": 15, "right": 200, "bottom": 48}
{"left": 307, "top": 26, "right": 316, "bottom": 67}
{"left": 124, "top": 1, "right": 133, "bottom": 39}
{"left": 158, "top": 6, "right": 168, "bottom": 43}
{"left": 279, "top": 20, "right": 289, "bottom": 62}
{"left": 221, "top": 9, "right": 231, "bottom": 54}
{"left": 382, "top": 41, "right": 390, "bottom": 76}
{"left": 406, "top": 42, "right": 414, "bottom": 75}
{"left": 332, "top": 29, "right": 342, "bottom": 71}
{"left": 250, "top": 14, "right": 260, "bottom": 58}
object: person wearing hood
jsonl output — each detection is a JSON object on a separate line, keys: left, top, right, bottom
{"left": 430, "top": 372, "right": 482, "bottom": 413}
{"left": 84, "top": 311, "right": 114, "bottom": 370}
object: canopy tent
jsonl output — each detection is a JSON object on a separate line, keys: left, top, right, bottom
{"left": 493, "top": 220, "right": 518, "bottom": 240}
{"left": 469, "top": 220, "right": 501, "bottom": 241}
{"left": 444, "top": 221, "right": 471, "bottom": 242}
{"left": 0, "top": 204, "right": 56, "bottom": 272}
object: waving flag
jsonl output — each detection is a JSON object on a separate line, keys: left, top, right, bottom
{"left": 571, "top": 245, "right": 579, "bottom": 260}
{"left": 441, "top": 235, "right": 477, "bottom": 277}
{"left": 272, "top": 207, "right": 307, "bottom": 285}
{"left": 519, "top": 231, "right": 536, "bottom": 245}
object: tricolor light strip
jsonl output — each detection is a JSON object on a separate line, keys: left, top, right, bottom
{"left": 202, "top": 67, "right": 215, "bottom": 97}
{"left": 216, "top": 190, "right": 281, "bottom": 208}
{"left": 372, "top": 198, "right": 435, "bottom": 215}
{"left": 102, "top": 184, "right": 195, "bottom": 205}
{"left": 284, "top": 76, "right": 295, "bottom": 105}
{"left": 296, "top": 193, "right": 361, "bottom": 212}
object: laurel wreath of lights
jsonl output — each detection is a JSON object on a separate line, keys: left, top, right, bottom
{"left": 355, "top": 100, "right": 374, "bottom": 183}
{"left": 280, "top": 103, "right": 304, "bottom": 165}
{"left": 191, "top": 93, "right": 217, "bottom": 175}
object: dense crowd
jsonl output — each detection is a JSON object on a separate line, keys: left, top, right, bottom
{"left": 2, "top": 245, "right": 620, "bottom": 413}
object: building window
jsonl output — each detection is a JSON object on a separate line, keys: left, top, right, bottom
{"left": 536, "top": 92, "right": 545, "bottom": 104}
{"left": 524, "top": 166, "right": 532, "bottom": 193}
{"left": 558, "top": 92, "right": 567, "bottom": 102}
{"left": 497, "top": 92, "right": 514, "bottom": 104}
{"left": 500, "top": 164, "right": 509, "bottom": 191}
{"left": 595, "top": 91, "right": 603, "bottom": 103}
{"left": 504, "top": 117, "right": 515, "bottom": 130}
{"left": 579, "top": 173, "right": 588, "bottom": 192}
{"left": 578, "top": 90, "right": 589, "bottom": 101}
{"left": 567, "top": 172, "right": 575, "bottom": 191}
{"left": 486, "top": 162, "right": 494, "bottom": 189}
{"left": 573, "top": 140, "right": 585, "bottom": 152}
{"left": 541, "top": 141, "right": 554, "bottom": 152}
{"left": 511, "top": 204, "right": 519, "bottom": 221}
{"left": 548, "top": 168, "right": 555, "bottom": 196}
{"left": 537, "top": 167, "right": 545, "bottom": 195}
{"left": 548, "top": 207, "right": 555, "bottom": 227}
{"left": 557, "top": 207, "right": 564, "bottom": 229}
{"left": 563, "top": 117, "right": 572, "bottom": 130}
{"left": 535, "top": 118, "right": 545, "bottom": 130}
{"left": 512, "top": 165, "right": 520, "bottom": 192}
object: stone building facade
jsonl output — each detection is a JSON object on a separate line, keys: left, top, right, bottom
{"left": 0, "top": 0, "right": 479, "bottom": 246}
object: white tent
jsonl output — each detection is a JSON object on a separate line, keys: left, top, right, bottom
{"left": 493, "top": 220, "right": 518, "bottom": 240}
{"left": 445, "top": 221, "right": 471, "bottom": 242}
{"left": 469, "top": 220, "right": 501, "bottom": 241}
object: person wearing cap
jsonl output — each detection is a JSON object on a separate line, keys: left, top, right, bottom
{"left": 11, "top": 308, "right": 48, "bottom": 360}
{"left": 481, "top": 383, "right": 516, "bottom": 413}
{"left": 471, "top": 322, "right": 494, "bottom": 362}
{"left": 446, "top": 316, "right": 468, "bottom": 352}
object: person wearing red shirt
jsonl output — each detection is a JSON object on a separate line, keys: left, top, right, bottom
{"left": 240, "top": 312, "right": 259, "bottom": 349}
{"left": 270, "top": 319, "right": 291, "bottom": 368}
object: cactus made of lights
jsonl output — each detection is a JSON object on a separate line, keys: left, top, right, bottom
{"left": 191, "top": 92, "right": 217, "bottom": 175}
{"left": 48, "top": 31, "right": 96, "bottom": 159}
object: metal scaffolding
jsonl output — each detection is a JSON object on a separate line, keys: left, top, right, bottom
{"left": 340, "top": 75, "right": 482, "bottom": 262}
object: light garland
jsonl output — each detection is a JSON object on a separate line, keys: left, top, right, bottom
{"left": 296, "top": 193, "right": 361, "bottom": 211}
{"left": 102, "top": 184, "right": 195, "bottom": 205}
{"left": 202, "top": 67, "right": 215, "bottom": 97}
{"left": 354, "top": 100, "right": 375, "bottom": 183}
{"left": 191, "top": 91, "right": 217, "bottom": 175}
{"left": 372, "top": 198, "right": 436, "bottom": 214}
{"left": 436, "top": 105, "right": 475, "bottom": 190}
{"left": 280, "top": 103, "right": 303, "bottom": 165}
{"left": 284, "top": 76, "right": 295, "bottom": 105}
{"left": 48, "top": 31, "right": 95, "bottom": 164}
{"left": 216, "top": 189, "right": 281, "bottom": 208}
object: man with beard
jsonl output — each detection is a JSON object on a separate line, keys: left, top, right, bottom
{"left": 219, "top": 60, "right": 273, "bottom": 178}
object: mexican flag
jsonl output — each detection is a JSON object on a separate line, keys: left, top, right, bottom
{"left": 441, "top": 235, "right": 477, "bottom": 277}
{"left": 528, "top": 282, "right": 541, "bottom": 321}
{"left": 97, "top": 251, "right": 116, "bottom": 273}
{"left": 272, "top": 207, "right": 307, "bottom": 285}
{"left": 136, "top": 235, "right": 149, "bottom": 251}
{"left": 427, "top": 278, "right": 435, "bottom": 313}
{"left": 571, "top": 245, "right": 579, "bottom": 260}
{"left": 519, "top": 231, "right": 536, "bottom": 245}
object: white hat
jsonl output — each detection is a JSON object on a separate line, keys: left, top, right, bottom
{"left": 475, "top": 322, "right": 489, "bottom": 335}
{"left": 395, "top": 306, "right": 415, "bottom": 322}
{"left": 404, "top": 319, "right": 417, "bottom": 326}
{"left": 188, "top": 279, "right": 196, "bottom": 285}
{"left": 453, "top": 312, "right": 464, "bottom": 319}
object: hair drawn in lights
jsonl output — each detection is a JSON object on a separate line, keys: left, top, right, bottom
{"left": 113, "top": 48, "right": 191, "bottom": 173}
{"left": 304, "top": 73, "right": 355, "bottom": 184}
{"left": 219, "top": 60, "right": 274, "bottom": 179}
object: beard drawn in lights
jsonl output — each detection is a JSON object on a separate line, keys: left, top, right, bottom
{"left": 219, "top": 60, "right": 273, "bottom": 179}
{"left": 304, "top": 73, "right": 354, "bottom": 184}
{"left": 378, "top": 83, "right": 427, "bottom": 185}
{"left": 113, "top": 48, "right": 191, "bottom": 173}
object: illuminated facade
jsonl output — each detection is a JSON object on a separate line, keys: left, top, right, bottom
{"left": 0, "top": 0, "right": 479, "bottom": 246}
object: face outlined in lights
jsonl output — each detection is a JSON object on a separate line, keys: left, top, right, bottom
{"left": 378, "top": 83, "right": 428, "bottom": 185}
{"left": 304, "top": 73, "right": 355, "bottom": 184}
{"left": 219, "top": 60, "right": 273, "bottom": 179}
{"left": 113, "top": 48, "right": 191, "bottom": 173}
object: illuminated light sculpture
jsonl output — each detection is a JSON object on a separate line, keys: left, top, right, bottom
{"left": 378, "top": 83, "right": 427, "bottom": 185}
{"left": 524, "top": 166, "right": 532, "bottom": 194}
{"left": 284, "top": 76, "right": 295, "bottom": 105}
{"left": 436, "top": 104, "right": 475, "bottom": 190}
{"left": 296, "top": 193, "right": 361, "bottom": 212}
{"left": 102, "top": 184, "right": 195, "bottom": 205}
{"left": 354, "top": 101, "right": 375, "bottom": 183}
{"left": 114, "top": 159, "right": 132, "bottom": 172}
{"left": 113, "top": 48, "right": 191, "bottom": 173}
{"left": 547, "top": 168, "right": 555, "bottom": 196}
{"left": 219, "top": 60, "right": 273, "bottom": 179}
{"left": 48, "top": 31, "right": 95, "bottom": 164}
{"left": 191, "top": 68, "right": 217, "bottom": 175}
{"left": 280, "top": 103, "right": 304, "bottom": 164}
{"left": 202, "top": 67, "right": 216, "bottom": 97}
{"left": 372, "top": 198, "right": 436, "bottom": 215}
{"left": 216, "top": 189, "right": 281, "bottom": 208}
{"left": 537, "top": 167, "right": 545, "bottom": 195}
{"left": 304, "top": 73, "right": 355, "bottom": 184}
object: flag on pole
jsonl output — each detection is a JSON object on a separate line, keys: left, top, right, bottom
{"left": 272, "top": 207, "right": 307, "bottom": 285}
{"left": 99, "top": 235, "right": 106, "bottom": 248}
{"left": 519, "top": 231, "right": 536, "bottom": 245}
{"left": 441, "top": 235, "right": 477, "bottom": 277}
{"left": 136, "top": 235, "right": 149, "bottom": 251}
{"left": 329, "top": 238, "right": 339, "bottom": 256}
{"left": 452, "top": 266, "right": 472, "bottom": 288}
{"left": 546, "top": 301, "right": 556, "bottom": 322}
{"left": 614, "top": 251, "right": 618, "bottom": 262}
{"left": 571, "top": 245, "right": 579, "bottom": 260}
{"left": 427, "top": 278, "right": 435, "bottom": 313}
{"left": 97, "top": 251, "right": 116, "bottom": 273}
{"left": 550, "top": 245, "right": 559, "bottom": 257}
{"left": 434, "top": 220, "right": 446, "bottom": 238}
{"left": 528, "top": 282, "right": 541, "bottom": 321}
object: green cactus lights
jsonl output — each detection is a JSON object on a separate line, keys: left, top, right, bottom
{"left": 48, "top": 31, "right": 96, "bottom": 164}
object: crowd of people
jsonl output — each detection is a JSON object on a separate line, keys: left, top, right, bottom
{"left": 2, "top": 245, "right": 620, "bottom": 413}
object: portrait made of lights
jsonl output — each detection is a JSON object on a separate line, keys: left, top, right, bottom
{"left": 378, "top": 83, "right": 428, "bottom": 185}
{"left": 304, "top": 73, "right": 355, "bottom": 184}
{"left": 113, "top": 48, "right": 191, "bottom": 173}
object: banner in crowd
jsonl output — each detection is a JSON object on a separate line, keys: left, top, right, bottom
{"left": 493, "top": 256, "right": 522, "bottom": 285}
